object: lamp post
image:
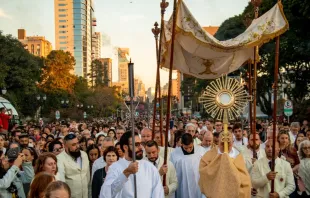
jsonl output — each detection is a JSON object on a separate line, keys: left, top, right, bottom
{"left": 61, "top": 99, "right": 70, "bottom": 108}
{"left": 1, "top": 88, "right": 7, "bottom": 95}
{"left": 37, "top": 94, "right": 47, "bottom": 119}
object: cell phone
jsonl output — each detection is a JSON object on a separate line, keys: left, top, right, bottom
{"left": 169, "top": 120, "right": 174, "bottom": 129}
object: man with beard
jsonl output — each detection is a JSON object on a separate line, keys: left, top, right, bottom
{"left": 145, "top": 140, "right": 178, "bottom": 198}
{"left": 19, "top": 134, "right": 30, "bottom": 148}
{"left": 251, "top": 140, "right": 295, "bottom": 198}
{"left": 170, "top": 133, "right": 205, "bottom": 198}
{"left": 57, "top": 134, "right": 90, "bottom": 198}
{"left": 99, "top": 132, "right": 164, "bottom": 198}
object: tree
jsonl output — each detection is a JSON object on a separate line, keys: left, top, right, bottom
{"left": 39, "top": 50, "right": 77, "bottom": 94}
{"left": 0, "top": 31, "right": 43, "bottom": 117}
{"left": 102, "top": 62, "right": 110, "bottom": 87}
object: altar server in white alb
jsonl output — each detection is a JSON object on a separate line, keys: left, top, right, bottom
{"left": 170, "top": 133, "right": 206, "bottom": 198}
{"left": 99, "top": 132, "right": 164, "bottom": 198}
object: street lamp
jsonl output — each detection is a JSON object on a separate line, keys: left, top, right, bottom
{"left": 1, "top": 88, "right": 7, "bottom": 95}
{"left": 77, "top": 104, "right": 83, "bottom": 108}
{"left": 61, "top": 99, "right": 69, "bottom": 108}
{"left": 37, "top": 94, "right": 47, "bottom": 119}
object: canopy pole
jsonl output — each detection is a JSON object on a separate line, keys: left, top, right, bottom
{"left": 251, "top": 0, "right": 262, "bottom": 159}
{"left": 151, "top": 22, "right": 161, "bottom": 139}
{"left": 163, "top": 0, "right": 181, "bottom": 186}
{"left": 271, "top": 35, "right": 280, "bottom": 193}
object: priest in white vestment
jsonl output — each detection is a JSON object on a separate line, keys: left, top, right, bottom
{"left": 99, "top": 132, "right": 164, "bottom": 198}
{"left": 144, "top": 140, "right": 178, "bottom": 198}
{"left": 170, "top": 133, "right": 205, "bottom": 198}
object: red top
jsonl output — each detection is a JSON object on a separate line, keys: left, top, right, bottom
{"left": 0, "top": 113, "right": 11, "bottom": 130}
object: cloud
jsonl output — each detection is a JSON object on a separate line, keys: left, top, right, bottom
{"left": 0, "top": 8, "right": 12, "bottom": 19}
{"left": 119, "top": 14, "right": 144, "bottom": 22}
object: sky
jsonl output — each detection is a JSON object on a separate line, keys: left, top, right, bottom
{"left": 0, "top": 0, "right": 249, "bottom": 89}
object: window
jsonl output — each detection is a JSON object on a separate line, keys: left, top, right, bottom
{"left": 58, "top": 9, "right": 66, "bottom": 12}
{"left": 60, "top": 47, "right": 67, "bottom": 50}
{"left": 31, "top": 44, "right": 34, "bottom": 54}
{"left": 59, "top": 36, "right": 67, "bottom": 39}
{"left": 59, "top": 25, "right": 66, "bottom": 28}
{"left": 59, "top": 14, "right": 66, "bottom": 17}
{"left": 60, "top": 42, "right": 67, "bottom": 44}
{"left": 58, "top": 4, "right": 67, "bottom": 6}
{"left": 59, "top": 31, "right": 66, "bottom": 33}
{"left": 59, "top": 20, "right": 66, "bottom": 22}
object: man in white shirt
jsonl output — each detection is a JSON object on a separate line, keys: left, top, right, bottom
{"left": 251, "top": 140, "right": 295, "bottom": 198}
{"left": 288, "top": 122, "right": 300, "bottom": 144}
{"left": 96, "top": 124, "right": 109, "bottom": 138}
{"left": 232, "top": 123, "right": 248, "bottom": 149}
{"left": 200, "top": 131, "right": 215, "bottom": 153}
{"left": 213, "top": 121, "right": 223, "bottom": 133}
{"left": 99, "top": 132, "right": 164, "bottom": 198}
{"left": 261, "top": 125, "right": 279, "bottom": 149}
{"left": 145, "top": 140, "right": 178, "bottom": 198}
{"left": 170, "top": 133, "right": 205, "bottom": 198}
{"left": 185, "top": 123, "right": 201, "bottom": 145}
{"left": 114, "top": 126, "right": 126, "bottom": 144}
{"left": 57, "top": 134, "right": 90, "bottom": 198}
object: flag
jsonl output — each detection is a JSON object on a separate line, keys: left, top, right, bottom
{"left": 160, "top": 1, "right": 289, "bottom": 79}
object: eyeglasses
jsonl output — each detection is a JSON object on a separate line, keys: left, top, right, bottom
{"left": 129, "top": 142, "right": 142, "bottom": 147}
{"left": 53, "top": 148, "right": 63, "bottom": 152}
{"left": 302, "top": 147, "right": 310, "bottom": 150}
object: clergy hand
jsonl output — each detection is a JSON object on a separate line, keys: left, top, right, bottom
{"left": 266, "top": 171, "right": 277, "bottom": 180}
{"left": 163, "top": 186, "right": 169, "bottom": 196}
{"left": 251, "top": 188, "right": 257, "bottom": 196}
{"left": 159, "top": 164, "right": 168, "bottom": 176}
{"left": 123, "top": 162, "right": 139, "bottom": 177}
{"left": 269, "top": 192, "right": 279, "bottom": 198}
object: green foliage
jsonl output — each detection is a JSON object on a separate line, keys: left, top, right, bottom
{"left": 0, "top": 31, "right": 43, "bottom": 117}
{"left": 39, "top": 50, "right": 77, "bottom": 94}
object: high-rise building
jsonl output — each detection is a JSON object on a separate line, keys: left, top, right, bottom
{"left": 17, "top": 29, "right": 52, "bottom": 57}
{"left": 92, "top": 32, "right": 101, "bottom": 60}
{"left": 118, "top": 48, "right": 130, "bottom": 93}
{"left": 98, "top": 58, "right": 112, "bottom": 87}
{"left": 147, "top": 87, "right": 155, "bottom": 102}
{"left": 54, "top": 0, "right": 95, "bottom": 78}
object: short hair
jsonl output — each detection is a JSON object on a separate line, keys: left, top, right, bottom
{"left": 232, "top": 123, "right": 242, "bottom": 131}
{"left": 185, "top": 123, "right": 196, "bottom": 131}
{"left": 213, "top": 132, "right": 220, "bottom": 138}
{"left": 145, "top": 140, "right": 159, "bottom": 149}
{"left": 29, "top": 172, "right": 55, "bottom": 198}
{"left": 181, "top": 133, "right": 193, "bottom": 146}
{"left": 103, "top": 146, "right": 119, "bottom": 161}
{"left": 290, "top": 122, "right": 300, "bottom": 128}
{"left": 298, "top": 140, "right": 310, "bottom": 160}
{"left": 48, "top": 140, "right": 62, "bottom": 152}
{"left": 120, "top": 131, "right": 139, "bottom": 152}
{"left": 19, "top": 134, "right": 29, "bottom": 139}
{"left": 103, "top": 136, "right": 114, "bottom": 142}
{"left": 45, "top": 181, "right": 71, "bottom": 198}
{"left": 103, "top": 124, "right": 109, "bottom": 128}
{"left": 34, "top": 152, "right": 58, "bottom": 175}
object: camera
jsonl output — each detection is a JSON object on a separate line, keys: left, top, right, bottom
{"left": 6, "top": 148, "right": 20, "bottom": 163}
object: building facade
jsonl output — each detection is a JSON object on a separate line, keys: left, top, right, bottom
{"left": 54, "top": 0, "right": 95, "bottom": 78}
{"left": 98, "top": 58, "right": 112, "bottom": 87}
{"left": 17, "top": 29, "right": 52, "bottom": 57}
{"left": 92, "top": 32, "right": 101, "bottom": 60}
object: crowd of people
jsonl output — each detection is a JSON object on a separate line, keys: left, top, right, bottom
{"left": 0, "top": 105, "right": 309, "bottom": 198}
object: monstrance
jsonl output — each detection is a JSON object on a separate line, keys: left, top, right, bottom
{"left": 199, "top": 75, "right": 249, "bottom": 153}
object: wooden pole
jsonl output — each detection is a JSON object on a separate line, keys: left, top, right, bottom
{"left": 251, "top": 0, "right": 262, "bottom": 159}
{"left": 163, "top": 0, "right": 180, "bottom": 186}
{"left": 152, "top": 22, "right": 160, "bottom": 139}
{"left": 271, "top": 36, "right": 280, "bottom": 193}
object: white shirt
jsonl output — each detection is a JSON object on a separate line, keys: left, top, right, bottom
{"left": 217, "top": 147, "right": 240, "bottom": 159}
{"left": 288, "top": 131, "right": 297, "bottom": 144}
{"left": 99, "top": 158, "right": 164, "bottom": 198}
{"left": 96, "top": 131, "right": 108, "bottom": 138}
{"left": 233, "top": 137, "right": 248, "bottom": 147}
{"left": 201, "top": 145, "right": 211, "bottom": 153}
{"left": 92, "top": 157, "right": 106, "bottom": 179}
